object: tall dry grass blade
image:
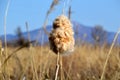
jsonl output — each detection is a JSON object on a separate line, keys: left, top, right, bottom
{"left": 68, "top": 6, "right": 72, "bottom": 20}
{"left": 45, "top": 0, "right": 59, "bottom": 35}
{"left": 35, "top": 13, "right": 48, "bottom": 45}
{"left": 2, "top": 46, "right": 24, "bottom": 67}
{"left": 43, "top": 17, "right": 49, "bottom": 36}
{"left": 62, "top": 0, "right": 71, "bottom": 14}
{"left": 100, "top": 28, "right": 120, "bottom": 80}
{"left": 2, "top": 40, "right": 34, "bottom": 67}
{"left": 55, "top": 52, "right": 60, "bottom": 80}
{"left": 47, "top": 0, "right": 59, "bottom": 15}
{"left": 29, "top": 48, "right": 39, "bottom": 80}
{"left": 35, "top": 0, "right": 60, "bottom": 45}
{"left": 3, "top": 0, "right": 11, "bottom": 79}
{"left": 0, "top": 40, "right": 2, "bottom": 73}
{"left": 62, "top": 0, "right": 66, "bottom": 14}
{"left": 25, "top": 22, "right": 32, "bottom": 48}
{"left": 4, "top": 0, "right": 11, "bottom": 59}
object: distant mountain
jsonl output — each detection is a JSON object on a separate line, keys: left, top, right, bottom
{"left": 0, "top": 22, "right": 120, "bottom": 45}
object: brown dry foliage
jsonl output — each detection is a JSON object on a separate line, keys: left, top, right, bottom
{"left": 0, "top": 45, "right": 120, "bottom": 80}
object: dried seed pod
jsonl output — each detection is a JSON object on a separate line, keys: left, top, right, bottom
{"left": 49, "top": 15, "right": 75, "bottom": 55}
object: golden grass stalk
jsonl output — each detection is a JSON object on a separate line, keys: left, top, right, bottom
{"left": 60, "top": 56, "right": 64, "bottom": 80}
{"left": 29, "top": 47, "right": 39, "bottom": 80}
{"left": 55, "top": 52, "right": 60, "bottom": 80}
{"left": 25, "top": 22, "right": 32, "bottom": 48}
{"left": 62, "top": 0, "right": 66, "bottom": 14}
{"left": 62, "top": 0, "right": 71, "bottom": 14}
{"left": 3, "top": 0, "right": 11, "bottom": 79}
{"left": 2, "top": 46, "right": 24, "bottom": 67}
{"left": 0, "top": 40, "right": 3, "bottom": 56}
{"left": 35, "top": 0, "right": 60, "bottom": 45}
{"left": 4, "top": 0, "right": 11, "bottom": 59}
{"left": 100, "top": 28, "right": 120, "bottom": 80}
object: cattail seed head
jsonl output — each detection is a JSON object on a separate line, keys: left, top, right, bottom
{"left": 49, "top": 15, "right": 75, "bottom": 55}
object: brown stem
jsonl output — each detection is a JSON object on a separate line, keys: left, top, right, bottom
{"left": 55, "top": 52, "right": 60, "bottom": 80}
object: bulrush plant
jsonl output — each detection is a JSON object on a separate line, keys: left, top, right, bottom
{"left": 49, "top": 15, "right": 75, "bottom": 80}
{"left": 49, "top": 15, "right": 75, "bottom": 55}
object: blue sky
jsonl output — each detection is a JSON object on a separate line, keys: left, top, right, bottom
{"left": 0, "top": 0, "right": 120, "bottom": 35}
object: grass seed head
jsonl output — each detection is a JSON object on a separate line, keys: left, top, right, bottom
{"left": 49, "top": 15, "right": 75, "bottom": 55}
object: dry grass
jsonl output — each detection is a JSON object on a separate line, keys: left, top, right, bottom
{"left": 0, "top": 45, "right": 119, "bottom": 80}
{"left": 100, "top": 29, "right": 120, "bottom": 80}
{"left": 2, "top": 0, "right": 119, "bottom": 80}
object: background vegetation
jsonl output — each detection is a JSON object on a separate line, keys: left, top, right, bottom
{"left": 0, "top": 0, "right": 120, "bottom": 80}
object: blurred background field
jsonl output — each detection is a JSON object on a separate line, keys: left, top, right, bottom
{"left": 0, "top": 0, "right": 120, "bottom": 80}
{"left": 0, "top": 44, "right": 120, "bottom": 80}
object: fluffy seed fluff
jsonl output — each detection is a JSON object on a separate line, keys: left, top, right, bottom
{"left": 49, "top": 15, "right": 75, "bottom": 55}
